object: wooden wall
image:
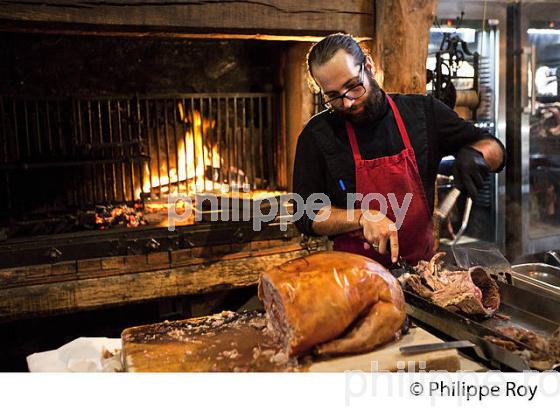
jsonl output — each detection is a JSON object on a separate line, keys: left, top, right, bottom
{"left": 0, "top": 0, "right": 375, "bottom": 39}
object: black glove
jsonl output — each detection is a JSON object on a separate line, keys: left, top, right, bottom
{"left": 453, "top": 146, "right": 491, "bottom": 198}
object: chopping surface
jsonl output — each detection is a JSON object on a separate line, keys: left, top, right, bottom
{"left": 121, "top": 311, "right": 462, "bottom": 372}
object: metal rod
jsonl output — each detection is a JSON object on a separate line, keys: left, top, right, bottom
{"left": 11, "top": 100, "right": 19, "bottom": 160}
{"left": 127, "top": 100, "right": 135, "bottom": 202}
{"left": 0, "top": 96, "right": 7, "bottom": 163}
{"left": 233, "top": 96, "right": 238, "bottom": 186}
{"left": 0, "top": 156, "right": 148, "bottom": 170}
{"left": 87, "top": 101, "right": 97, "bottom": 202}
{"left": 56, "top": 101, "right": 64, "bottom": 154}
{"left": 190, "top": 96, "right": 197, "bottom": 193}
{"left": 258, "top": 97, "right": 264, "bottom": 187}
{"left": 208, "top": 96, "right": 214, "bottom": 192}
{"left": 71, "top": 99, "right": 83, "bottom": 207}
{"left": 154, "top": 99, "right": 162, "bottom": 200}
{"left": 199, "top": 97, "right": 206, "bottom": 192}
{"left": 216, "top": 97, "right": 222, "bottom": 191}
{"left": 171, "top": 98, "right": 180, "bottom": 195}
{"left": 98, "top": 100, "right": 108, "bottom": 203}
{"left": 144, "top": 99, "right": 154, "bottom": 201}
{"left": 225, "top": 97, "right": 231, "bottom": 188}
{"left": 241, "top": 97, "right": 246, "bottom": 187}
{"left": 46, "top": 101, "right": 53, "bottom": 155}
{"left": 4, "top": 172, "right": 11, "bottom": 210}
{"left": 163, "top": 99, "right": 171, "bottom": 197}
{"left": 250, "top": 97, "right": 256, "bottom": 188}
{"left": 267, "top": 96, "right": 274, "bottom": 187}
{"left": 23, "top": 100, "right": 31, "bottom": 157}
{"left": 34, "top": 100, "right": 42, "bottom": 155}
{"left": 107, "top": 100, "right": 117, "bottom": 202}
{"left": 136, "top": 96, "right": 144, "bottom": 202}
{"left": 117, "top": 100, "right": 126, "bottom": 203}
{"left": 181, "top": 97, "right": 189, "bottom": 197}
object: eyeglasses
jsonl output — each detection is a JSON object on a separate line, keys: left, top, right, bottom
{"left": 322, "top": 63, "right": 367, "bottom": 109}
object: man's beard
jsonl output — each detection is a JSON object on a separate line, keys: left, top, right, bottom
{"left": 335, "top": 71, "right": 384, "bottom": 125}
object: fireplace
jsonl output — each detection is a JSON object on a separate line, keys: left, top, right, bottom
{"left": 0, "top": 1, "right": 374, "bottom": 325}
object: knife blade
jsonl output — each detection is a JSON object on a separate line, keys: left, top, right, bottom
{"left": 399, "top": 340, "right": 475, "bottom": 355}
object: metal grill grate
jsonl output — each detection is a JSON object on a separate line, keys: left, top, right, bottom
{"left": 0, "top": 93, "right": 278, "bottom": 215}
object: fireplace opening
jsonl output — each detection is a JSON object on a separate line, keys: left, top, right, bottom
{"left": 0, "top": 34, "right": 295, "bottom": 237}
{"left": 1, "top": 92, "right": 281, "bottom": 233}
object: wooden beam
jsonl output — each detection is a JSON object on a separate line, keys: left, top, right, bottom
{"left": 0, "top": 1, "right": 375, "bottom": 38}
{"left": 284, "top": 42, "right": 316, "bottom": 191}
{"left": 0, "top": 244, "right": 325, "bottom": 322}
{"left": 374, "top": 0, "right": 437, "bottom": 93}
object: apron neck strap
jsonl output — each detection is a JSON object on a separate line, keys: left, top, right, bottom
{"left": 344, "top": 121, "right": 362, "bottom": 162}
{"left": 345, "top": 94, "right": 413, "bottom": 159}
{"left": 386, "top": 94, "right": 413, "bottom": 151}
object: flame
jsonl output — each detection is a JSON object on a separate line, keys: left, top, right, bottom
{"left": 138, "top": 105, "right": 221, "bottom": 198}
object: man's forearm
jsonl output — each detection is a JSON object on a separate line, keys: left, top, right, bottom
{"left": 470, "top": 139, "right": 504, "bottom": 171}
{"left": 311, "top": 206, "right": 362, "bottom": 236}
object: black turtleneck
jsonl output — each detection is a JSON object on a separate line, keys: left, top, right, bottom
{"left": 292, "top": 92, "right": 506, "bottom": 237}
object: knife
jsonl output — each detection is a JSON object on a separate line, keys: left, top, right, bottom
{"left": 399, "top": 340, "right": 475, "bottom": 355}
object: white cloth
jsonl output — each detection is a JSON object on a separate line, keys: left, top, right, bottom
{"left": 26, "top": 337, "right": 122, "bottom": 372}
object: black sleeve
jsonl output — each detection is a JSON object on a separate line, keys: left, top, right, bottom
{"left": 292, "top": 126, "right": 327, "bottom": 237}
{"left": 432, "top": 97, "right": 506, "bottom": 172}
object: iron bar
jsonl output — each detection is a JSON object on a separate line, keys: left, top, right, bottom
{"left": 23, "top": 101, "right": 30, "bottom": 157}
{"left": 258, "top": 97, "right": 264, "bottom": 187}
{"left": 97, "top": 100, "right": 108, "bottom": 203}
{"left": 117, "top": 100, "right": 126, "bottom": 203}
{"left": 107, "top": 100, "right": 117, "bottom": 201}
{"left": 163, "top": 99, "right": 171, "bottom": 198}
{"left": 144, "top": 99, "right": 154, "bottom": 201}
{"left": 154, "top": 99, "right": 162, "bottom": 200}
{"left": 190, "top": 96, "right": 197, "bottom": 193}
{"left": 0, "top": 96, "right": 7, "bottom": 163}
{"left": 127, "top": 100, "right": 135, "bottom": 202}
{"left": 34, "top": 100, "right": 42, "bottom": 155}
{"left": 11, "top": 100, "right": 19, "bottom": 159}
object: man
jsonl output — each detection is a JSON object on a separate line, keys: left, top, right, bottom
{"left": 293, "top": 33, "right": 505, "bottom": 267}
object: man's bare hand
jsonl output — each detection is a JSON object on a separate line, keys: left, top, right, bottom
{"left": 359, "top": 210, "right": 399, "bottom": 263}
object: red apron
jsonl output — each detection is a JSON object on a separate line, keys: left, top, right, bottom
{"left": 333, "top": 95, "right": 434, "bottom": 267}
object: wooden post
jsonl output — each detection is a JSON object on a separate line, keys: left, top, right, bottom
{"left": 284, "top": 42, "right": 315, "bottom": 191}
{"left": 374, "top": 0, "right": 437, "bottom": 94}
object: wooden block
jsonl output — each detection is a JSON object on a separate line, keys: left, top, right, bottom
{"left": 250, "top": 240, "right": 271, "bottom": 251}
{"left": 0, "top": 269, "right": 15, "bottom": 286}
{"left": 125, "top": 254, "right": 149, "bottom": 268}
{"left": 101, "top": 256, "right": 126, "bottom": 270}
{"left": 77, "top": 258, "right": 102, "bottom": 273}
{"left": 51, "top": 261, "right": 77, "bottom": 276}
{"left": 147, "top": 252, "right": 170, "bottom": 266}
{"left": 210, "top": 244, "right": 232, "bottom": 255}
{"left": 191, "top": 246, "right": 211, "bottom": 259}
{"left": 26, "top": 265, "right": 52, "bottom": 278}
{"left": 122, "top": 317, "right": 460, "bottom": 372}
{"left": 230, "top": 243, "right": 249, "bottom": 253}
{"left": 171, "top": 249, "right": 192, "bottom": 264}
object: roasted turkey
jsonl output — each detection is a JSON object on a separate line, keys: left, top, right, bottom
{"left": 258, "top": 251, "right": 407, "bottom": 357}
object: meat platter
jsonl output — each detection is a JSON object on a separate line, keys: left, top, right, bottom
{"left": 402, "top": 275, "right": 560, "bottom": 371}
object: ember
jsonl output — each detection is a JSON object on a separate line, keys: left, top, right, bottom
{"left": 95, "top": 204, "right": 148, "bottom": 229}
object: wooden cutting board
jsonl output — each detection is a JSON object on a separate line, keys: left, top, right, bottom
{"left": 121, "top": 311, "right": 460, "bottom": 372}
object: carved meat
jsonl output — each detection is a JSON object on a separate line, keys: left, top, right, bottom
{"left": 401, "top": 252, "right": 500, "bottom": 316}
{"left": 258, "top": 251, "right": 407, "bottom": 357}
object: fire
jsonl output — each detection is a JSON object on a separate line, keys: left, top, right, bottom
{"left": 138, "top": 104, "right": 221, "bottom": 198}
